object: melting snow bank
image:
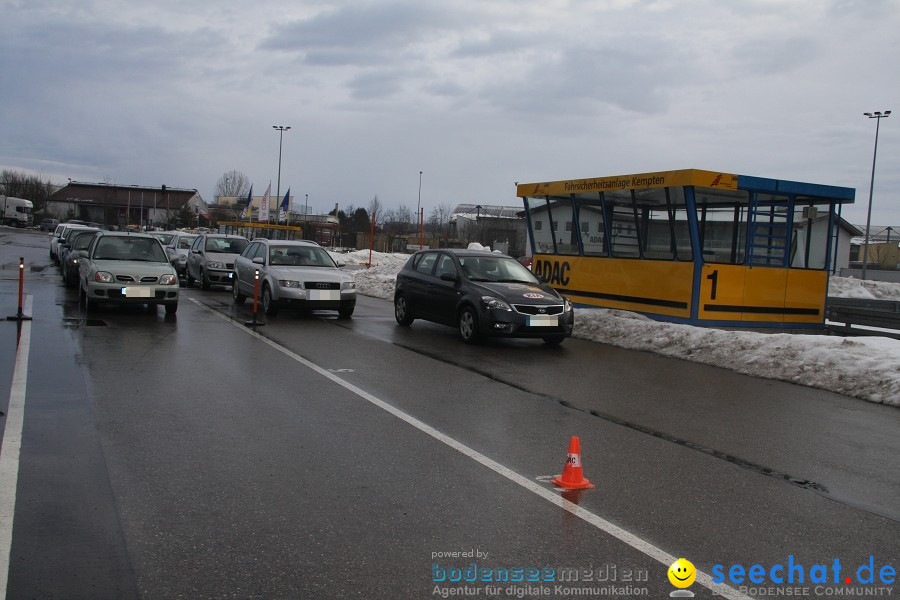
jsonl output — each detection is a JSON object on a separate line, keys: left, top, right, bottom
{"left": 333, "top": 251, "right": 900, "bottom": 406}
{"left": 828, "top": 275, "right": 900, "bottom": 301}
{"left": 574, "top": 309, "right": 899, "bottom": 406}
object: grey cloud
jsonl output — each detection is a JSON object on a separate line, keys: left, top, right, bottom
{"left": 731, "top": 37, "right": 819, "bottom": 76}
{"left": 261, "top": 2, "right": 464, "bottom": 62}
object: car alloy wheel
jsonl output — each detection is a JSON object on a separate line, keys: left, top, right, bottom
{"left": 262, "top": 284, "right": 278, "bottom": 316}
{"left": 458, "top": 306, "right": 479, "bottom": 344}
{"left": 394, "top": 294, "right": 413, "bottom": 326}
{"left": 233, "top": 276, "right": 246, "bottom": 304}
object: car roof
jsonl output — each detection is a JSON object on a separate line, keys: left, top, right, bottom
{"left": 202, "top": 233, "right": 247, "bottom": 239}
{"left": 94, "top": 231, "right": 160, "bottom": 240}
{"left": 421, "top": 248, "right": 512, "bottom": 259}
{"left": 255, "top": 239, "right": 320, "bottom": 246}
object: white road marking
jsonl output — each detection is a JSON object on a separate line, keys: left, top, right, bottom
{"left": 191, "top": 298, "right": 750, "bottom": 600}
{"left": 0, "top": 296, "right": 33, "bottom": 600}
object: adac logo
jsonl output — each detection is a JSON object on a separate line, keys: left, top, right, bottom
{"left": 668, "top": 558, "right": 697, "bottom": 598}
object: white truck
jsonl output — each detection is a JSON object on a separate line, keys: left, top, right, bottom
{"left": 1, "top": 196, "right": 34, "bottom": 227}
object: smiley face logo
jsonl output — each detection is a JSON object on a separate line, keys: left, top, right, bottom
{"left": 668, "top": 558, "right": 696, "bottom": 588}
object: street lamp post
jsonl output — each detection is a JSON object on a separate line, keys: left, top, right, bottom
{"left": 417, "top": 171, "right": 423, "bottom": 248}
{"left": 273, "top": 125, "right": 291, "bottom": 223}
{"left": 861, "top": 110, "right": 891, "bottom": 280}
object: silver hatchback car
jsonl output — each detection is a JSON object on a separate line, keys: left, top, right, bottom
{"left": 186, "top": 233, "right": 249, "bottom": 289}
{"left": 232, "top": 239, "right": 356, "bottom": 318}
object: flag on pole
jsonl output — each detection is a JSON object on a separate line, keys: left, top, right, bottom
{"left": 278, "top": 188, "right": 290, "bottom": 224}
{"left": 259, "top": 183, "right": 271, "bottom": 223}
{"left": 240, "top": 185, "right": 253, "bottom": 221}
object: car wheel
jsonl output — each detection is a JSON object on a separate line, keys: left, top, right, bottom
{"left": 262, "top": 284, "right": 278, "bottom": 316}
{"left": 200, "top": 268, "right": 211, "bottom": 290}
{"left": 338, "top": 304, "right": 354, "bottom": 319}
{"left": 165, "top": 303, "right": 178, "bottom": 315}
{"left": 232, "top": 276, "right": 246, "bottom": 304}
{"left": 458, "top": 306, "right": 480, "bottom": 344}
{"left": 542, "top": 335, "right": 565, "bottom": 346}
{"left": 394, "top": 294, "right": 413, "bottom": 326}
{"left": 79, "top": 283, "right": 93, "bottom": 312}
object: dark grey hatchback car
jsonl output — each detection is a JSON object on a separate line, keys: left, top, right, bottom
{"left": 394, "top": 248, "right": 574, "bottom": 344}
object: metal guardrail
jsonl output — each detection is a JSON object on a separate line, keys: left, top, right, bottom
{"left": 826, "top": 298, "right": 900, "bottom": 339}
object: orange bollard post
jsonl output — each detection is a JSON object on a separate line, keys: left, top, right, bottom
{"left": 7, "top": 257, "right": 33, "bottom": 322}
{"left": 244, "top": 268, "right": 264, "bottom": 327}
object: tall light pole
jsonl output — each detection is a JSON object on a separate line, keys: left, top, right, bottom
{"left": 273, "top": 125, "right": 291, "bottom": 223}
{"left": 417, "top": 170, "right": 423, "bottom": 247}
{"left": 861, "top": 110, "right": 890, "bottom": 280}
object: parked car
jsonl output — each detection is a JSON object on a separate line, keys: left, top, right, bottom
{"left": 232, "top": 239, "right": 356, "bottom": 317}
{"left": 163, "top": 232, "right": 198, "bottom": 284}
{"left": 59, "top": 229, "right": 101, "bottom": 287}
{"left": 186, "top": 233, "right": 249, "bottom": 289}
{"left": 394, "top": 248, "right": 574, "bottom": 344}
{"left": 78, "top": 232, "right": 180, "bottom": 314}
{"left": 50, "top": 223, "right": 93, "bottom": 263}
{"left": 39, "top": 218, "right": 60, "bottom": 232}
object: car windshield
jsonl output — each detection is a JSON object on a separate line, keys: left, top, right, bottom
{"left": 206, "top": 237, "right": 248, "bottom": 253}
{"left": 177, "top": 236, "right": 197, "bottom": 249}
{"left": 93, "top": 237, "right": 168, "bottom": 262}
{"left": 458, "top": 255, "right": 538, "bottom": 284}
{"left": 73, "top": 232, "right": 98, "bottom": 249}
{"left": 269, "top": 245, "right": 337, "bottom": 267}
{"left": 153, "top": 233, "right": 175, "bottom": 245}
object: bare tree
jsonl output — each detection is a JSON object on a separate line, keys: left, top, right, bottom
{"left": 428, "top": 203, "right": 452, "bottom": 242}
{"left": 215, "top": 170, "right": 251, "bottom": 200}
{"left": 0, "top": 169, "right": 57, "bottom": 213}
{"left": 368, "top": 195, "right": 383, "bottom": 226}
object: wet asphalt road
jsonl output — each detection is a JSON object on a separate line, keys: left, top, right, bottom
{"left": 1, "top": 227, "right": 898, "bottom": 599}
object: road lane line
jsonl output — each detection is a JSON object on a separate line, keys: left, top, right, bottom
{"left": 191, "top": 298, "right": 750, "bottom": 600}
{"left": 0, "top": 296, "right": 33, "bottom": 600}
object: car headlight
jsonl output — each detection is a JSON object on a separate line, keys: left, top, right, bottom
{"left": 206, "top": 261, "right": 226, "bottom": 270}
{"left": 279, "top": 280, "right": 303, "bottom": 288}
{"left": 95, "top": 271, "right": 114, "bottom": 283}
{"left": 481, "top": 295, "right": 512, "bottom": 311}
{"left": 564, "top": 297, "right": 572, "bottom": 312}
{"left": 159, "top": 274, "right": 177, "bottom": 285}
{"left": 342, "top": 280, "right": 356, "bottom": 290}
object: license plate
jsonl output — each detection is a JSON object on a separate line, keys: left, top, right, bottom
{"left": 528, "top": 315, "right": 558, "bottom": 327}
{"left": 308, "top": 290, "right": 340, "bottom": 301}
{"left": 122, "top": 286, "right": 153, "bottom": 298}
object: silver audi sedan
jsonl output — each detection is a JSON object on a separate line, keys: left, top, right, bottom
{"left": 232, "top": 239, "right": 356, "bottom": 318}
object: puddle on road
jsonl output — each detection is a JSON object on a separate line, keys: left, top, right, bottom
{"left": 62, "top": 318, "right": 107, "bottom": 328}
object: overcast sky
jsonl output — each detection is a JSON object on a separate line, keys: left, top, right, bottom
{"left": 1, "top": 0, "right": 898, "bottom": 226}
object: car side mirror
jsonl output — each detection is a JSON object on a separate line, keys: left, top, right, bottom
{"left": 336, "top": 260, "right": 346, "bottom": 268}
{"left": 439, "top": 272, "right": 458, "bottom": 282}
{"left": 252, "top": 257, "right": 265, "bottom": 265}
{"left": 191, "top": 249, "right": 200, "bottom": 254}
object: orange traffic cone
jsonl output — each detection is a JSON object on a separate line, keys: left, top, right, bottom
{"left": 552, "top": 436, "right": 595, "bottom": 490}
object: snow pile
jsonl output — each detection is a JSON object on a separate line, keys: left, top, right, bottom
{"left": 574, "top": 309, "right": 899, "bottom": 406}
{"left": 337, "top": 256, "right": 900, "bottom": 406}
{"left": 829, "top": 276, "right": 900, "bottom": 301}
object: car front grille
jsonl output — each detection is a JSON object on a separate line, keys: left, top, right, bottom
{"left": 512, "top": 304, "right": 564, "bottom": 316}
{"left": 226, "top": 263, "right": 234, "bottom": 270}
{"left": 305, "top": 281, "right": 340, "bottom": 290}
{"left": 116, "top": 275, "right": 134, "bottom": 282}
{"left": 141, "top": 276, "right": 159, "bottom": 283}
